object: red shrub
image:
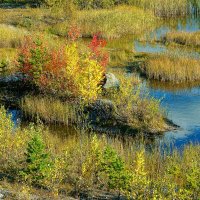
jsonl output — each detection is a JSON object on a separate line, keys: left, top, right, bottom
{"left": 16, "top": 32, "right": 109, "bottom": 98}
{"left": 88, "top": 34, "right": 109, "bottom": 71}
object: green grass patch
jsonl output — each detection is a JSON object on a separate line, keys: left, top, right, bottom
{"left": 77, "top": 6, "right": 157, "bottom": 39}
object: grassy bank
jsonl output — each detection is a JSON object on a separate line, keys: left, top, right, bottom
{"left": 20, "top": 73, "right": 168, "bottom": 134}
{"left": 21, "top": 96, "right": 84, "bottom": 126}
{"left": 163, "top": 31, "right": 200, "bottom": 48}
{"left": 130, "top": 0, "right": 190, "bottom": 18}
{"left": 0, "top": 6, "right": 158, "bottom": 39}
{"left": 0, "top": 106, "right": 199, "bottom": 199}
{"left": 77, "top": 6, "right": 157, "bottom": 39}
{"left": 0, "top": 24, "right": 26, "bottom": 48}
{"left": 141, "top": 54, "right": 200, "bottom": 83}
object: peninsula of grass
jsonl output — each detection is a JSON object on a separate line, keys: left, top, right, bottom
{"left": 162, "top": 31, "right": 200, "bottom": 48}
{"left": 141, "top": 54, "right": 200, "bottom": 83}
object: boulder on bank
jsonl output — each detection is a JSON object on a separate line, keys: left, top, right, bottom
{"left": 86, "top": 99, "right": 116, "bottom": 124}
{"left": 103, "top": 73, "right": 119, "bottom": 89}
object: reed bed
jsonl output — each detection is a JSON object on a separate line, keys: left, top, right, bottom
{"left": 21, "top": 96, "right": 82, "bottom": 125}
{"left": 143, "top": 55, "right": 200, "bottom": 83}
{"left": 163, "top": 31, "right": 200, "bottom": 47}
{"left": 77, "top": 6, "right": 157, "bottom": 39}
{"left": 130, "top": 0, "right": 190, "bottom": 18}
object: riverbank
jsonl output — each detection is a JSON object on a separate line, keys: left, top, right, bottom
{"left": 0, "top": 71, "right": 175, "bottom": 135}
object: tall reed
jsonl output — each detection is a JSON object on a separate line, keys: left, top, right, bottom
{"left": 130, "top": 0, "right": 190, "bottom": 17}
{"left": 21, "top": 96, "right": 83, "bottom": 126}
{"left": 77, "top": 6, "right": 157, "bottom": 39}
{"left": 163, "top": 31, "right": 200, "bottom": 47}
{"left": 0, "top": 24, "right": 26, "bottom": 48}
{"left": 142, "top": 55, "right": 200, "bottom": 83}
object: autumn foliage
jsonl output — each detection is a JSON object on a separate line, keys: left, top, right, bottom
{"left": 88, "top": 33, "right": 109, "bottom": 70}
{"left": 16, "top": 32, "right": 108, "bottom": 101}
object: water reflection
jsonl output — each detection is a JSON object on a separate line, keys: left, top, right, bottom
{"left": 134, "top": 14, "right": 200, "bottom": 57}
{"left": 149, "top": 83, "right": 200, "bottom": 147}
{"left": 134, "top": 41, "right": 166, "bottom": 54}
{"left": 132, "top": 13, "right": 200, "bottom": 147}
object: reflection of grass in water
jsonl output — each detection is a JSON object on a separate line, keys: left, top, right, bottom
{"left": 106, "top": 36, "right": 135, "bottom": 67}
{"left": 149, "top": 80, "right": 200, "bottom": 92}
{"left": 107, "top": 37, "right": 152, "bottom": 68}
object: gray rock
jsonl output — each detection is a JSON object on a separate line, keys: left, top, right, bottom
{"left": 103, "top": 73, "right": 119, "bottom": 89}
{"left": 86, "top": 99, "right": 116, "bottom": 123}
{"left": 0, "top": 72, "right": 26, "bottom": 83}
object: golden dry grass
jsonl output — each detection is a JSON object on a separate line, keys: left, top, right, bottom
{"left": 131, "top": 0, "right": 189, "bottom": 17}
{"left": 0, "top": 24, "right": 26, "bottom": 48}
{"left": 163, "top": 31, "right": 200, "bottom": 47}
{"left": 143, "top": 55, "right": 200, "bottom": 83}
{"left": 77, "top": 6, "right": 157, "bottom": 39}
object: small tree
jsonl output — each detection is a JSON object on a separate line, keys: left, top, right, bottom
{"left": 21, "top": 129, "right": 51, "bottom": 185}
{"left": 101, "top": 147, "right": 132, "bottom": 198}
{"left": 17, "top": 36, "right": 50, "bottom": 85}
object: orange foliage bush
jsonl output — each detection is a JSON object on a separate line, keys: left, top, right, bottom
{"left": 16, "top": 32, "right": 108, "bottom": 101}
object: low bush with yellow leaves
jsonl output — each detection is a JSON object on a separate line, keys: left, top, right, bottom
{"left": 16, "top": 34, "right": 106, "bottom": 102}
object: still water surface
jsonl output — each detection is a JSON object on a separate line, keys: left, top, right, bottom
{"left": 134, "top": 15, "right": 200, "bottom": 147}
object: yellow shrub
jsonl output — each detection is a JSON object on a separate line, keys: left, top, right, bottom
{"left": 65, "top": 43, "right": 104, "bottom": 101}
{"left": 0, "top": 106, "right": 30, "bottom": 171}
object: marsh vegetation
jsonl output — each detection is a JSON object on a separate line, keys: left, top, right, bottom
{"left": 0, "top": 106, "right": 199, "bottom": 199}
{"left": 0, "top": 0, "right": 200, "bottom": 199}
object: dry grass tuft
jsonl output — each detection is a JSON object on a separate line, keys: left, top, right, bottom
{"left": 163, "top": 31, "right": 200, "bottom": 48}
{"left": 0, "top": 24, "right": 26, "bottom": 48}
{"left": 142, "top": 55, "right": 200, "bottom": 83}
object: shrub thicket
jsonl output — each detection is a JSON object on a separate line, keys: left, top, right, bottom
{"left": 16, "top": 33, "right": 107, "bottom": 101}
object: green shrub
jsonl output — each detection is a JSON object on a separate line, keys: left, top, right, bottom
{"left": 101, "top": 146, "right": 132, "bottom": 197}
{"left": 0, "top": 59, "right": 9, "bottom": 76}
{"left": 21, "top": 126, "right": 51, "bottom": 185}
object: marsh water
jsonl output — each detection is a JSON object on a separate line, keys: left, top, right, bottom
{"left": 134, "top": 14, "right": 200, "bottom": 148}
{"left": 8, "top": 13, "right": 200, "bottom": 149}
